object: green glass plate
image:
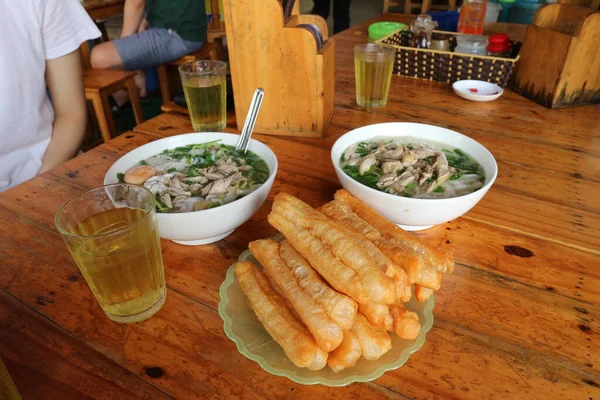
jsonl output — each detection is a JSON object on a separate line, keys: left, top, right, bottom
{"left": 218, "top": 244, "right": 435, "bottom": 386}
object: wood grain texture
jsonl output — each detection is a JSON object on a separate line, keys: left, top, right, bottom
{"left": 1, "top": 13, "right": 599, "bottom": 400}
{"left": 513, "top": 5, "right": 600, "bottom": 108}
{"left": 222, "top": 0, "right": 334, "bottom": 137}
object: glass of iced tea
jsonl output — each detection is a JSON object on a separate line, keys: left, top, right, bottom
{"left": 55, "top": 184, "right": 166, "bottom": 324}
{"left": 354, "top": 44, "right": 396, "bottom": 109}
{"left": 179, "top": 60, "right": 227, "bottom": 132}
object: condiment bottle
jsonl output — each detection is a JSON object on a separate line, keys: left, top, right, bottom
{"left": 454, "top": 35, "right": 489, "bottom": 55}
{"left": 487, "top": 33, "right": 511, "bottom": 57}
{"left": 458, "top": 0, "right": 488, "bottom": 35}
{"left": 410, "top": 14, "right": 438, "bottom": 49}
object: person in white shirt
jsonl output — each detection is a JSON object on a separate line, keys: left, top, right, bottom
{"left": 0, "top": 0, "right": 101, "bottom": 191}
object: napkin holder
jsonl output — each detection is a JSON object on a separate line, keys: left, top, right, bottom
{"left": 222, "top": 0, "right": 335, "bottom": 138}
{"left": 512, "top": 5, "right": 600, "bottom": 109}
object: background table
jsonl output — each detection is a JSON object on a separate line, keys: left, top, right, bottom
{"left": 1, "top": 14, "right": 599, "bottom": 400}
{"left": 83, "top": 0, "right": 125, "bottom": 20}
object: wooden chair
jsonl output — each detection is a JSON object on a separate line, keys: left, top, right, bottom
{"left": 83, "top": 69, "right": 143, "bottom": 142}
{"left": 157, "top": 41, "right": 224, "bottom": 106}
{"left": 383, "top": 0, "right": 457, "bottom": 14}
{"left": 206, "top": 0, "right": 227, "bottom": 42}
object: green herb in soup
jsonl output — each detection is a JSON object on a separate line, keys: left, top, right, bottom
{"left": 119, "top": 141, "right": 269, "bottom": 213}
{"left": 340, "top": 137, "right": 485, "bottom": 199}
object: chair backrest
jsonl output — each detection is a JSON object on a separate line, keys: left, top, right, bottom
{"left": 207, "top": 0, "right": 224, "bottom": 30}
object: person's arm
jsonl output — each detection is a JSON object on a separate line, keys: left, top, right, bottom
{"left": 121, "top": 0, "right": 146, "bottom": 38}
{"left": 39, "top": 50, "right": 87, "bottom": 174}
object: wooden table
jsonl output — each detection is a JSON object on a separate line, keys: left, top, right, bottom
{"left": 1, "top": 14, "right": 600, "bottom": 400}
{"left": 83, "top": 0, "right": 125, "bottom": 20}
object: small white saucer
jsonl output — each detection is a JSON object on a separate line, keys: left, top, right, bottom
{"left": 452, "top": 80, "right": 504, "bottom": 102}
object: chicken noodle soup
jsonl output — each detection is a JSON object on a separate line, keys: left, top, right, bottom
{"left": 340, "top": 137, "right": 485, "bottom": 199}
{"left": 118, "top": 141, "right": 270, "bottom": 213}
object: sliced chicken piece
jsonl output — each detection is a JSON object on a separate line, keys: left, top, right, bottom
{"left": 419, "top": 169, "right": 434, "bottom": 185}
{"left": 359, "top": 154, "right": 377, "bottom": 175}
{"left": 343, "top": 144, "right": 357, "bottom": 161}
{"left": 170, "top": 176, "right": 183, "bottom": 189}
{"left": 208, "top": 174, "right": 236, "bottom": 196}
{"left": 161, "top": 193, "right": 172, "bottom": 208}
{"left": 377, "top": 173, "right": 399, "bottom": 189}
{"left": 172, "top": 195, "right": 188, "bottom": 203}
{"left": 185, "top": 176, "right": 209, "bottom": 183}
{"left": 187, "top": 183, "right": 204, "bottom": 193}
{"left": 382, "top": 161, "right": 403, "bottom": 175}
{"left": 411, "top": 148, "right": 436, "bottom": 160}
{"left": 200, "top": 182, "right": 214, "bottom": 197}
{"left": 216, "top": 159, "right": 239, "bottom": 175}
{"left": 143, "top": 175, "right": 171, "bottom": 195}
{"left": 396, "top": 170, "right": 416, "bottom": 187}
{"left": 164, "top": 187, "right": 192, "bottom": 197}
{"left": 401, "top": 152, "right": 418, "bottom": 167}
{"left": 382, "top": 147, "right": 404, "bottom": 160}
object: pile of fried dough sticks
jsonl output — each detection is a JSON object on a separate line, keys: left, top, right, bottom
{"left": 236, "top": 190, "right": 454, "bottom": 372}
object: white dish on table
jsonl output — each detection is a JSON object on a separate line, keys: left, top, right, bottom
{"left": 452, "top": 80, "right": 504, "bottom": 102}
{"left": 330, "top": 122, "right": 497, "bottom": 231}
{"left": 104, "top": 132, "right": 278, "bottom": 245}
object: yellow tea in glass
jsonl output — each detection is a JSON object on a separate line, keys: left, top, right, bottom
{"left": 179, "top": 60, "right": 227, "bottom": 132}
{"left": 354, "top": 44, "right": 396, "bottom": 109}
{"left": 55, "top": 184, "right": 166, "bottom": 324}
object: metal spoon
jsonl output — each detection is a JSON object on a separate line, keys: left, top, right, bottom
{"left": 235, "top": 88, "right": 265, "bottom": 153}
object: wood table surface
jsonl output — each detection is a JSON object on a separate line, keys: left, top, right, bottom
{"left": 1, "top": 14, "right": 600, "bottom": 400}
{"left": 83, "top": 0, "right": 125, "bottom": 20}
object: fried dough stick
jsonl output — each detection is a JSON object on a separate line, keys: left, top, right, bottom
{"left": 236, "top": 261, "right": 328, "bottom": 370}
{"left": 328, "top": 330, "right": 362, "bottom": 372}
{"left": 279, "top": 241, "right": 357, "bottom": 331}
{"left": 271, "top": 194, "right": 396, "bottom": 304}
{"left": 359, "top": 303, "right": 393, "bottom": 330}
{"left": 415, "top": 284, "right": 435, "bottom": 302}
{"left": 390, "top": 304, "right": 421, "bottom": 340}
{"left": 268, "top": 216, "right": 394, "bottom": 305}
{"left": 351, "top": 314, "right": 392, "bottom": 360}
{"left": 249, "top": 239, "right": 344, "bottom": 352}
{"left": 321, "top": 200, "right": 411, "bottom": 303}
{"left": 334, "top": 189, "right": 455, "bottom": 274}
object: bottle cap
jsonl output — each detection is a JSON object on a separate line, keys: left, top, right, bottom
{"left": 487, "top": 42, "right": 511, "bottom": 53}
{"left": 489, "top": 33, "right": 510, "bottom": 44}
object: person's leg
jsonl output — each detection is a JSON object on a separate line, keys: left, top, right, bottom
{"left": 333, "top": 0, "right": 351, "bottom": 34}
{"left": 91, "top": 28, "right": 202, "bottom": 104}
{"left": 311, "top": 0, "right": 332, "bottom": 20}
{"left": 91, "top": 28, "right": 202, "bottom": 72}
{"left": 89, "top": 41, "right": 124, "bottom": 70}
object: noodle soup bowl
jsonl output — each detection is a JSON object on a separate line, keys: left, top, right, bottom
{"left": 331, "top": 123, "right": 497, "bottom": 231}
{"left": 105, "top": 132, "right": 278, "bottom": 245}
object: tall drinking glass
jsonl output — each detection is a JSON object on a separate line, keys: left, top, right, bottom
{"left": 55, "top": 184, "right": 166, "bottom": 324}
{"left": 354, "top": 44, "right": 396, "bottom": 109}
{"left": 179, "top": 60, "right": 227, "bottom": 132}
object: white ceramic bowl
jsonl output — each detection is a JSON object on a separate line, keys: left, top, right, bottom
{"left": 331, "top": 123, "right": 497, "bottom": 231}
{"left": 104, "top": 132, "right": 278, "bottom": 245}
{"left": 452, "top": 80, "right": 504, "bottom": 102}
